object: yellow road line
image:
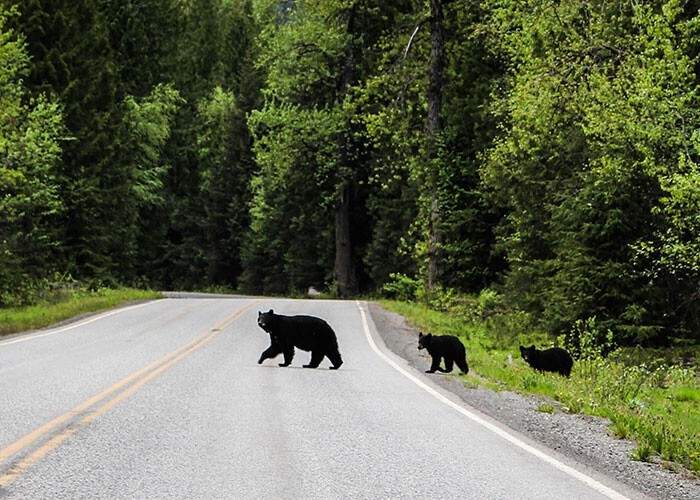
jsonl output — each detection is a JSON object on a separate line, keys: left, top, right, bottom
{"left": 0, "top": 300, "right": 258, "bottom": 488}
{"left": 0, "top": 330, "right": 212, "bottom": 462}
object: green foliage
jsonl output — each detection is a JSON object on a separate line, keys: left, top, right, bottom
{"left": 149, "top": 0, "right": 260, "bottom": 291}
{"left": 243, "top": 1, "right": 344, "bottom": 294}
{"left": 381, "top": 273, "right": 419, "bottom": 301}
{"left": 363, "top": 173, "right": 418, "bottom": 287}
{"left": 559, "top": 317, "right": 616, "bottom": 361}
{"left": 243, "top": 0, "right": 407, "bottom": 295}
{"left": 254, "top": 0, "right": 349, "bottom": 104}
{"left": 0, "top": 0, "right": 262, "bottom": 298}
{"left": 121, "top": 84, "right": 183, "bottom": 207}
{"left": 101, "top": 0, "right": 176, "bottom": 96}
{"left": 241, "top": 103, "right": 342, "bottom": 294}
{"left": 0, "top": 6, "right": 65, "bottom": 306}
{"left": 480, "top": 0, "right": 700, "bottom": 344}
{"left": 8, "top": 0, "right": 127, "bottom": 281}
{"left": 109, "top": 83, "right": 183, "bottom": 280}
{"left": 196, "top": 86, "right": 255, "bottom": 286}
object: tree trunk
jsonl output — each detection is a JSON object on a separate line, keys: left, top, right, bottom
{"left": 334, "top": 182, "right": 356, "bottom": 297}
{"left": 427, "top": 0, "right": 444, "bottom": 289}
{"left": 428, "top": 0, "right": 444, "bottom": 138}
{"left": 334, "top": 5, "right": 358, "bottom": 298}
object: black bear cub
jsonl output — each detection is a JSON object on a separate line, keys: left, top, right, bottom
{"left": 417, "top": 332, "right": 469, "bottom": 374}
{"left": 519, "top": 345, "right": 573, "bottom": 377}
{"left": 257, "top": 310, "right": 343, "bottom": 369}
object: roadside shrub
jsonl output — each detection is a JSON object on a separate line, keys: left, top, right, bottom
{"left": 415, "top": 284, "right": 457, "bottom": 312}
{"left": 559, "top": 316, "right": 616, "bottom": 361}
{"left": 381, "top": 273, "right": 419, "bottom": 301}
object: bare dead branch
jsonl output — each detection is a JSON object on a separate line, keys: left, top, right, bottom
{"left": 403, "top": 18, "right": 429, "bottom": 60}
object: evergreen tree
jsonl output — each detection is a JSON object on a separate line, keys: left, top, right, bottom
{"left": 153, "top": 0, "right": 259, "bottom": 289}
{"left": 101, "top": 0, "right": 176, "bottom": 97}
{"left": 0, "top": 5, "right": 65, "bottom": 305}
{"left": 116, "top": 83, "right": 184, "bottom": 282}
{"left": 434, "top": 0, "right": 504, "bottom": 291}
{"left": 355, "top": 0, "right": 500, "bottom": 293}
{"left": 196, "top": 86, "right": 255, "bottom": 286}
{"left": 9, "top": 0, "right": 124, "bottom": 282}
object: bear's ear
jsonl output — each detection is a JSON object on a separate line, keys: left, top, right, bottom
{"left": 529, "top": 344, "right": 535, "bottom": 350}
{"left": 258, "top": 311, "right": 262, "bottom": 316}
{"left": 268, "top": 309, "right": 274, "bottom": 315}
{"left": 519, "top": 345, "right": 525, "bottom": 352}
{"left": 418, "top": 332, "right": 424, "bottom": 338}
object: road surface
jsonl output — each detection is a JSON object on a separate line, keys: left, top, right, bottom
{"left": 0, "top": 297, "right": 642, "bottom": 499}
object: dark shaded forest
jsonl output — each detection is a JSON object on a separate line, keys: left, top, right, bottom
{"left": 2, "top": 0, "right": 700, "bottom": 346}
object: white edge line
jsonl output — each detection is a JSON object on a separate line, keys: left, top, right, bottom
{"left": 0, "top": 300, "right": 159, "bottom": 348}
{"left": 356, "top": 300, "right": 631, "bottom": 500}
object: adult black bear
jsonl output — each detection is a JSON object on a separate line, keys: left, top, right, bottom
{"left": 519, "top": 345, "right": 573, "bottom": 377}
{"left": 257, "top": 310, "right": 343, "bottom": 369}
{"left": 417, "top": 332, "right": 469, "bottom": 374}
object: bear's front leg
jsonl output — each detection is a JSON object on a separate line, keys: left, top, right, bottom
{"left": 438, "top": 357, "right": 454, "bottom": 373}
{"left": 258, "top": 344, "right": 281, "bottom": 364}
{"left": 427, "top": 355, "right": 443, "bottom": 373}
{"left": 279, "top": 346, "right": 295, "bottom": 367}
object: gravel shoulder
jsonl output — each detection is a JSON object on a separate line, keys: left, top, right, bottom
{"left": 368, "top": 302, "right": 700, "bottom": 500}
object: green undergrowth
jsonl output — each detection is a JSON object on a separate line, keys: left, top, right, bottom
{"left": 380, "top": 299, "right": 700, "bottom": 477}
{"left": 0, "top": 288, "right": 161, "bottom": 336}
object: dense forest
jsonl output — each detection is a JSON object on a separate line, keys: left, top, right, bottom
{"left": 2, "top": 0, "right": 700, "bottom": 346}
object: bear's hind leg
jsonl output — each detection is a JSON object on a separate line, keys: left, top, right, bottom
{"left": 327, "top": 349, "right": 343, "bottom": 370}
{"left": 303, "top": 350, "right": 324, "bottom": 369}
{"left": 456, "top": 356, "right": 469, "bottom": 374}
{"left": 440, "top": 357, "right": 454, "bottom": 373}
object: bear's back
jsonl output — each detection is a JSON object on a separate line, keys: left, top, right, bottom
{"left": 533, "top": 347, "right": 573, "bottom": 375}
{"left": 274, "top": 314, "right": 337, "bottom": 350}
{"left": 430, "top": 335, "right": 466, "bottom": 356}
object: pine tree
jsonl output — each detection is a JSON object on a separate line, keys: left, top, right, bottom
{"left": 11, "top": 0, "right": 124, "bottom": 282}
{"left": 0, "top": 5, "right": 65, "bottom": 305}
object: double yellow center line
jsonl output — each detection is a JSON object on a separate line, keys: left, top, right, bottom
{"left": 0, "top": 300, "right": 259, "bottom": 488}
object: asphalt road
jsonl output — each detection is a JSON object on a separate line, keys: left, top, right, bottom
{"left": 0, "top": 297, "right": 641, "bottom": 499}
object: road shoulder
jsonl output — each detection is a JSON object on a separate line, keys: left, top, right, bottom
{"left": 367, "top": 301, "right": 700, "bottom": 500}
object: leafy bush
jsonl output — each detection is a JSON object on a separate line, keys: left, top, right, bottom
{"left": 559, "top": 316, "right": 616, "bottom": 361}
{"left": 381, "top": 273, "right": 420, "bottom": 301}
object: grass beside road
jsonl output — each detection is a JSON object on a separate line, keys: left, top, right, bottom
{"left": 381, "top": 299, "right": 700, "bottom": 477}
{"left": 0, "top": 288, "right": 161, "bottom": 337}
